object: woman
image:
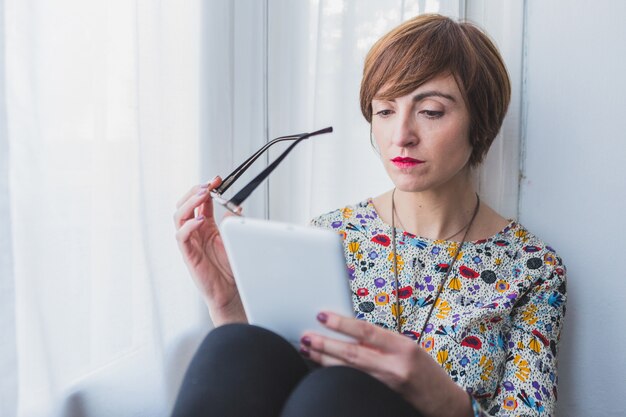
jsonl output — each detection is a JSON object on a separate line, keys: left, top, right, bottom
{"left": 172, "top": 14, "right": 566, "bottom": 417}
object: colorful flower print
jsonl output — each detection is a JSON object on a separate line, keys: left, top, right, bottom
{"left": 356, "top": 287, "right": 369, "bottom": 297}
{"left": 502, "top": 396, "right": 518, "bottom": 411}
{"left": 371, "top": 234, "right": 391, "bottom": 246}
{"left": 461, "top": 335, "right": 483, "bottom": 350}
{"left": 374, "top": 292, "right": 389, "bottom": 305}
{"left": 495, "top": 280, "right": 510, "bottom": 293}
{"left": 397, "top": 286, "right": 413, "bottom": 299}
{"left": 448, "top": 277, "right": 462, "bottom": 291}
{"left": 310, "top": 199, "right": 567, "bottom": 417}
{"left": 422, "top": 337, "right": 435, "bottom": 352}
{"left": 459, "top": 265, "right": 479, "bottom": 279}
{"left": 348, "top": 241, "right": 360, "bottom": 253}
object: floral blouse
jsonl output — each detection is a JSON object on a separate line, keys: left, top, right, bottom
{"left": 310, "top": 199, "right": 567, "bottom": 417}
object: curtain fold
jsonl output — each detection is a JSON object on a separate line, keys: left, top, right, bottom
{"left": 5, "top": 1, "right": 210, "bottom": 415}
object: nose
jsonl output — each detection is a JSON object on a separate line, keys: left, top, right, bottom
{"left": 390, "top": 110, "right": 418, "bottom": 148}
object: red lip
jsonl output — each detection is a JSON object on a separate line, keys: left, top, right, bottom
{"left": 391, "top": 157, "right": 424, "bottom": 163}
{"left": 391, "top": 156, "right": 424, "bottom": 169}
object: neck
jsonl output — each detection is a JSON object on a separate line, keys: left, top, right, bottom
{"left": 392, "top": 171, "right": 479, "bottom": 241}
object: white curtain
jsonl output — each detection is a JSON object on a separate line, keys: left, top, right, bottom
{"left": 0, "top": 0, "right": 523, "bottom": 416}
{"left": 4, "top": 0, "right": 211, "bottom": 415}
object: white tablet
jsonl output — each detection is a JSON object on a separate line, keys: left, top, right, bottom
{"left": 219, "top": 216, "right": 355, "bottom": 345}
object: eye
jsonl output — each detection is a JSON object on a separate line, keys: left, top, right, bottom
{"left": 374, "top": 109, "right": 394, "bottom": 118}
{"left": 420, "top": 110, "right": 444, "bottom": 119}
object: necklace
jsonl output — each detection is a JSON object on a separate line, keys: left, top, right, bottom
{"left": 392, "top": 204, "right": 475, "bottom": 242}
{"left": 390, "top": 188, "right": 480, "bottom": 342}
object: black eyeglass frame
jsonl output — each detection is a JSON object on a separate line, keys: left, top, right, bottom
{"left": 210, "top": 126, "right": 333, "bottom": 215}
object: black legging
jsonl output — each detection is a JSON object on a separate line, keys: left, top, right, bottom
{"left": 171, "top": 323, "right": 423, "bottom": 417}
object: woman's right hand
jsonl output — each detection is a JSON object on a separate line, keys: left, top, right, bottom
{"left": 173, "top": 176, "right": 247, "bottom": 326}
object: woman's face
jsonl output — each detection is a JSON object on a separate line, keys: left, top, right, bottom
{"left": 371, "top": 74, "right": 473, "bottom": 193}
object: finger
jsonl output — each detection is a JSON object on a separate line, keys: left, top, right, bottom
{"left": 303, "top": 347, "right": 346, "bottom": 367}
{"left": 174, "top": 190, "right": 211, "bottom": 228}
{"left": 302, "top": 333, "right": 381, "bottom": 371}
{"left": 316, "top": 312, "right": 403, "bottom": 352}
{"left": 173, "top": 178, "right": 222, "bottom": 229}
{"left": 198, "top": 195, "right": 215, "bottom": 218}
{"left": 175, "top": 213, "right": 207, "bottom": 248}
{"left": 302, "top": 338, "right": 408, "bottom": 394}
{"left": 175, "top": 176, "right": 222, "bottom": 209}
{"left": 202, "top": 194, "right": 243, "bottom": 219}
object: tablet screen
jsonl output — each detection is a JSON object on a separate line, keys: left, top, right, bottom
{"left": 220, "top": 216, "right": 355, "bottom": 345}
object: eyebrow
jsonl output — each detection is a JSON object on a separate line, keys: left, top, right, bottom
{"left": 373, "top": 90, "right": 457, "bottom": 104}
{"left": 412, "top": 91, "right": 456, "bottom": 103}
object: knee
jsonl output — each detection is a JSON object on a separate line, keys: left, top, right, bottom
{"left": 280, "top": 367, "right": 390, "bottom": 417}
{"left": 204, "top": 323, "right": 287, "bottom": 346}
{"left": 198, "top": 323, "right": 298, "bottom": 361}
{"left": 296, "top": 366, "right": 368, "bottom": 392}
{"left": 204, "top": 323, "right": 261, "bottom": 345}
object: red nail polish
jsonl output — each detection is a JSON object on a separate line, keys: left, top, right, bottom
{"left": 317, "top": 312, "right": 328, "bottom": 323}
{"left": 301, "top": 336, "right": 311, "bottom": 347}
{"left": 299, "top": 347, "right": 310, "bottom": 358}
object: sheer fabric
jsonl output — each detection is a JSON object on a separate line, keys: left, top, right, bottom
{"left": 5, "top": 1, "right": 209, "bottom": 415}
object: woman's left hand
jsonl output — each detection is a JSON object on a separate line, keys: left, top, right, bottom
{"left": 300, "top": 312, "right": 473, "bottom": 417}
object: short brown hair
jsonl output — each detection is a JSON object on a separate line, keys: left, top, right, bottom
{"left": 360, "top": 14, "right": 511, "bottom": 166}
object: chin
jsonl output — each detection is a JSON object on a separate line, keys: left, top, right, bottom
{"left": 385, "top": 163, "right": 439, "bottom": 190}
{"left": 388, "top": 165, "right": 471, "bottom": 194}
{"left": 391, "top": 178, "right": 434, "bottom": 193}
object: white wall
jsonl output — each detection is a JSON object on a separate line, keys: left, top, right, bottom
{"left": 519, "top": 1, "right": 626, "bottom": 416}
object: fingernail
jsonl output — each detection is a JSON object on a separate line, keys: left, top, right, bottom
{"left": 299, "top": 347, "right": 310, "bottom": 357}
{"left": 200, "top": 183, "right": 210, "bottom": 188}
{"left": 197, "top": 188, "right": 208, "bottom": 196}
{"left": 317, "top": 312, "right": 328, "bottom": 323}
{"left": 196, "top": 215, "right": 205, "bottom": 221}
{"left": 301, "top": 336, "right": 311, "bottom": 347}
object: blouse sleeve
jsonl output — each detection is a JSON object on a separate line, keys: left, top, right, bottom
{"left": 470, "top": 265, "right": 567, "bottom": 417}
{"left": 309, "top": 211, "right": 337, "bottom": 229}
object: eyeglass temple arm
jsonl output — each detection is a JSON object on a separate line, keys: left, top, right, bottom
{"left": 229, "top": 126, "right": 332, "bottom": 207}
{"left": 214, "top": 133, "right": 306, "bottom": 195}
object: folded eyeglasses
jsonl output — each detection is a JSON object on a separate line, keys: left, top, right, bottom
{"left": 210, "top": 126, "right": 333, "bottom": 215}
